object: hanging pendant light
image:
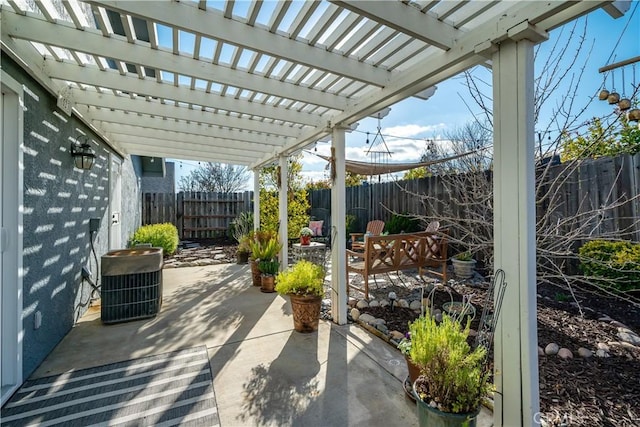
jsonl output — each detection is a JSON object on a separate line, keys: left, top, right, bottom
{"left": 628, "top": 109, "right": 640, "bottom": 122}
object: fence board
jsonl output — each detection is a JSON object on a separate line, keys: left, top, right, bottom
{"left": 307, "top": 153, "right": 640, "bottom": 241}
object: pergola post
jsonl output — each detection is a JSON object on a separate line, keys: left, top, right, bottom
{"left": 330, "top": 126, "right": 347, "bottom": 325}
{"left": 278, "top": 155, "right": 289, "bottom": 270}
{"left": 492, "top": 24, "right": 546, "bottom": 427}
{"left": 253, "top": 169, "right": 260, "bottom": 232}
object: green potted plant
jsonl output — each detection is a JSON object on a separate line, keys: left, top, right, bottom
{"left": 258, "top": 258, "right": 280, "bottom": 293}
{"left": 236, "top": 234, "right": 252, "bottom": 264}
{"left": 248, "top": 230, "right": 278, "bottom": 286}
{"left": 409, "top": 314, "right": 491, "bottom": 427}
{"left": 299, "top": 226, "right": 313, "bottom": 246}
{"left": 275, "top": 260, "right": 325, "bottom": 333}
{"left": 451, "top": 251, "right": 476, "bottom": 279}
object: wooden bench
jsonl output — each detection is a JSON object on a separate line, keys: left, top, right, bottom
{"left": 346, "top": 230, "right": 448, "bottom": 299}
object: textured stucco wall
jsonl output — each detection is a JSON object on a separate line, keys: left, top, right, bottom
{"left": 2, "top": 55, "right": 143, "bottom": 379}
{"left": 141, "top": 161, "right": 175, "bottom": 194}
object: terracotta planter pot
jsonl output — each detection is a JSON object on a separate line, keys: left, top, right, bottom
{"left": 261, "top": 274, "right": 276, "bottom": 293}
{"left": 289, "top": 294, "right": 322, "bottom": 333}
{"left": 300, "top": 235, "right": 312, "bottom": 246}
{"left": 250, "top": 259, "right": 261, "bottom": 286}
{"left": 405, "top": 356, "right": 421, "bottom": 384}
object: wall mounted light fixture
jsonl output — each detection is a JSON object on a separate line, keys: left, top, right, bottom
{"left": 70, "top": 137, "right": 96, "bottom": 170}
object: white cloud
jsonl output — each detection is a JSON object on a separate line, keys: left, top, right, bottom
{"left": 382, "top": 123, "right": 446, "bottom": 137}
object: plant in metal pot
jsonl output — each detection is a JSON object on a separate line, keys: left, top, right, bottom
{"left": 236, "top": 234, "right": 252, "bottom": 264}
{"left": 408, "top": 314, "right": 491, "bottom": 427}
{"left": 258, "top": 258, "right": 280, "bottom": 293}
{"left": 275, "top": 260, "right": 325, "bottom": 333}
{"left": 452, "top": 250, "right": 476, "bottom": 279}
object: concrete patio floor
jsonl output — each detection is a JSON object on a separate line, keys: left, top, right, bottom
{"left": 31, "top": 263, "right": 493, "bottom": 426}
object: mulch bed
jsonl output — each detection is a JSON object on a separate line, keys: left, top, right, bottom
{"left": 168, "top": 240, "right": 640, "bottom": 426}
{"left": 360, "top": 279, "right": 640, "bottom": 427}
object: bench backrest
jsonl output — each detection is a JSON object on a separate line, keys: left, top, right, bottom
{"left": 360, "top": 230, "right": 448, "bottom": 274}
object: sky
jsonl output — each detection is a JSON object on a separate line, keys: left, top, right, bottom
{"left": 171, "top": 3, "right": 640, "bottom": 190}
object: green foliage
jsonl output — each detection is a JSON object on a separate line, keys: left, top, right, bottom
{"left": 306, "top": 171, "right": 365, "bottom": 189}
{"left": 578, "top": 240, "right": 640, "bottom": 292}
{"left": 230, "top": 212, "right": 253, "bottom": 243}
{"left": 259, "top": 156, "right": 310, "bottom": 238}
{"left": 275, "top": 260, "right": 325, "bottom": 297}
{"left": 454, "top": 251, "right": 473, "bottom": 261}
{"left": 408, "top": 315, "right": 490, "bottom": 414}
{"left": 258, "top": 259, "right": 280, "bottom": 275}
{"left": 397, "top": 336, "right": 411, "bottom": 356}
{"left": 345, "top": 214, "right": 357, "bottom": 235}
{"left": 249, "top": 231, "right": 281, "bottom": 260}
{"left": 131, "top": 223, "right": 179, "bottom": 256}
{"left": 237, "top": 235, "right": 252, "bottom": 255}
{"left": 385, "top": 213, "right": 420, "bottom": 234}
{"left": 402, "top": 167, "right": 429, "bottom": 180}
{"left": 554, "top": 292, "right": 569, "bottom": 302}
{"left": 560, "top": 116, "right": 640, "bottom": 162}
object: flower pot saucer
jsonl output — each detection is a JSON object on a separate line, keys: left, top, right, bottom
{"left": 403, "top": 376, "right": 416, "bottom": 402}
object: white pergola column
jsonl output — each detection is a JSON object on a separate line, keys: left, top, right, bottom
{"left": 330, "top": 126, "right": 347, "bottom": 325}
{"left": 492, "top": 23, "right": 546, "bottom": 427}
{"left": 279, "top": 155, "right": 289, "bottom": 269}
{"left": 253, "top": 169, "right": 260, "bottom": 231}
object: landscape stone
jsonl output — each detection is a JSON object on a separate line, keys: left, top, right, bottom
{"left": 376, "top": 324, "right": 389, "bottom": 335}
{"left": 390, "top": 330, "right": 405, "bottom": 341}
{"left": 617, "top": 331, "right": 640, "bottom": 346}
{"left": 369, "top": 300, "right": 380, "bottom": 307}
{"left": 398, "top": 299, "right": 409, "bottom": 308}
{"left": 359, "top": 313, "right": 376, "bottom": 325}
{"left": 596, "top": 349, "right": 610, "bottom": 358}
{"left": 373, "top": 318, "right": 386, "bottom": 326}
{"left": 545, "top": 343, "right": 560, "bottom": 355}
{"left": 610, "top": 320, "right": 628, "bottom": 329}
{"left": 558, "top": 348, "right": 573, "bottom": 359}
{"left": 347, "top": 297, "right": 358, "bottom": 308}
{"left": 597, "top": 342, "right": 610, "bottom": 351}
{"left": 434, "top": 312, "right": 443, "bottom": 322}
{"left": 350, "top": 308, "right": 360, "bottom": 321}
{"left": 380, "top": 300, "right": 390, "bottom": 307}
{"left": 578, "top": 347, "right": 593, "bottom": 358}
{"left": 356, "top": 300, "right": 369, "bottom": 309}
{"left": 409, "top": 300, "right": 422, "bottom": 310}
{"left": 538, "top": 346, "right": 544, "bottom": 356}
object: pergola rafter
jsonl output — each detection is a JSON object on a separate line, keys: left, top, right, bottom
{"left": 1, "top": 1, "right": 630, "bottom": 424}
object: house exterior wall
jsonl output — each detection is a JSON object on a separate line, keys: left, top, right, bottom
{"left": 2, "top": 54, "right": 143, "bottom": 379}
{"left": 141, "top": 161, "right": 175, "bottom": 194}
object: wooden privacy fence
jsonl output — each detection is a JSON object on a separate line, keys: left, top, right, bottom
{"left": 177, "top": 191, "right": 253, "bottom": 239}
{"left": 142, "top": 191, "right": 253, "bottom": 239}
{"left": 308, "top": 153, "right": 640, "bottom": 242}
{"left": 142, "top": 193, "right": 176, "bottom": 227}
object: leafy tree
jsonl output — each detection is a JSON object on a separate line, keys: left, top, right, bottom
{"left": 560, "top": 116, "right": 640, "bottom": 162}
{"left": 306, "top": 171, "right": 366, "bottom": 190}
{"left": 178, "top": 163, "right": 249, "bottom": 192}
{"left": 259, "top": 155, "right": 310, "bottom": 238}
{"left": 402, "top": 167, "right": 429, "bottom": 180}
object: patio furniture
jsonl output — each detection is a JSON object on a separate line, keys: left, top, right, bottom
{"left": 350, "top": 219, "right": 385, "bottom": 252}
{"left": 292, "top": 241, "right": 327, "bottom": 268}
{"left": 346, "top": 230, "right": 448, "bottom": 299}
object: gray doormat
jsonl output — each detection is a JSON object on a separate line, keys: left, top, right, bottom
{"left": 1, "top": 346, "right": 219, "bottom": 426}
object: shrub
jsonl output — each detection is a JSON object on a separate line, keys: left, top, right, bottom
{"left": 131, "top": 223, "right": 179, "bottom": 255}
{"left": 579, "top": 240, "right": 640, "bottom": 291}
{"left": 409, "top": 315, "right": 490, "bottom": 414}
{"left": 230, "top": 212, "right": 253, "bottom": 243}
{"left": 385, "top": 212, "right": 420, "bottom": 234}
{"left": 275, "top": 260, "right": 325, "bottom": 296}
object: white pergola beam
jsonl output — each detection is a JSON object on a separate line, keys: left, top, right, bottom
{"left": 331, "top": 126, "right": 347, "bottom": 325}
{"left": 101, "top": 123, "right": 281, "bottom": 153}
{"left": 3, "top": 11, "right": 348, "bottom": 110}
{"left": 112, "top": 135, "right": 257, "bottom": 165}
{"left": 331, "top": 0, "right": 460, "bottom": 50}
{"left": 71, "top": 90, "right": 305, "bottom": 138}
{"left": 89, "top": 0, "right": 392, "bottom": 87}
{"left": 278, "top": 155, "right": 288, "bottom": 269}
{"left": 42, "top": 60, "right": 323, "bottom": 126}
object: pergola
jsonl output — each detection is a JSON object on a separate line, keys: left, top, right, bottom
{"left": 1, "top": 0, "right": 630, "bottom": 425}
